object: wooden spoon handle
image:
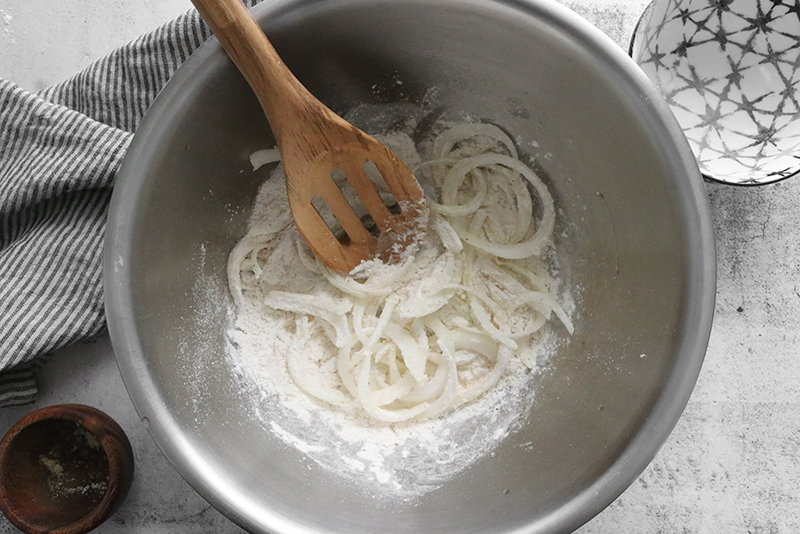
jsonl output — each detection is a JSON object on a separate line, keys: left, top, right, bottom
{"left": 190, "top": 0, "right": 317, "bottom": 130}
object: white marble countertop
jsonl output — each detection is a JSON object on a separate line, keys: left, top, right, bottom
{"left": 2, "top": 0, "right": 799, "bottom": 532}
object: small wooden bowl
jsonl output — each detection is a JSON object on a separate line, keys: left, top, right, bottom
{"left": 0, "top": 404, "right": 134, "bottom": 534}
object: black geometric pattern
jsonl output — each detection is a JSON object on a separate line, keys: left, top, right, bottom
{"left": 631, "top": 0, "right": 800, "bottom": 185}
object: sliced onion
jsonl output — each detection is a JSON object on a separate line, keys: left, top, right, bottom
{"left": 383, "top": 322, "right": 428, "bottom": 383}
{"left": 412, "top": 351, "right": 457, "bottom": 420}
{"left": 337, "top": 343, "right": 359, "bottom": 398}
{"left": 469, "top": 295, "right": 517, "bottom": 349}
{"left": 227, "top": 230, "right": 280, "bottom": 308}
{"left": 288, "top": 348, "right": 348, "bottom": 403}
{"left": 433, "top": 122, "right": 518, "bottom": 159}
{"left": 264, "top": 291, "right": 351, "bottom": 348}
{"left": 319, "top": 255, "right": 415, "bottom": 298}
{"left": 357, "top": 352, "right": 429, "bottom": 422}
{"left": 508, "top": 171, "right": 533, "bottom": 242}
{"left": 445, "top": 154, "right": 555, "bottom": 259}
{"left": 249, "top": 147, "right": 282, "bottom": 170}
{"left": 452, "top": 329, "right": 498, "bottom": 360}
{"left": 320, "top": 265, "right": 395, "bottom": 298}
{"left": 369, "top": 295, "right": 399, "bottom": 345}
{"left": 371, "top": 372, "right": 416, "bottom": 406}
{"left": 431, "top": 211, "right": 463, "bottom": 253}
{"left": 454, "top": 344, "right": 512, "bottom": 406}
{"left": 433, "top": 165, "right": 487, "bottom": 218}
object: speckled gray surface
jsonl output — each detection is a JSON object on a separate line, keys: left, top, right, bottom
{"left": 2, "top": 0, "right": 799, "bottom": 532}
{"left": 579, "top": 178, "right": 800, "bottom": 532}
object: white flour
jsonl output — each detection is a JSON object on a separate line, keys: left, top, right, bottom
{"left": 224, "top": 112, "right": 571, "bottom": 500}
{"left": 228, "top": 316, "right": 552, "bottom": 498}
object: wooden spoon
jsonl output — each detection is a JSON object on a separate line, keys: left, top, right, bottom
{"left": 191, "top": 0, "right": 427, "bottom": 274}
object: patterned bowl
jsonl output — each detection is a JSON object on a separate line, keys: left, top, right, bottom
{"left": 630, "top": 0, "right": 800, "bottom": 185}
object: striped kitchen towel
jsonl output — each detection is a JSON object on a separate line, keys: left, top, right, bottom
{"left": 0, "top": 1, "right": 263, "bottom": 407}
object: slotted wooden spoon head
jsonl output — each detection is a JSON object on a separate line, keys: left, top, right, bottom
{"left": 281, "top": 115, "right": 427, "bottom": 274}
{"left": 191, "top": 0, "right": 427, "bottom": 274}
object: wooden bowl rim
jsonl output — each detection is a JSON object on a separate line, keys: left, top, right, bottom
{"left": 0, "top": 403, "right": 134, "bottom": 534}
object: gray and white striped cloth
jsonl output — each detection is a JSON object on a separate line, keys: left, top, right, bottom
{"left": 0, "top": 1, "right": 262, "bottom": 407}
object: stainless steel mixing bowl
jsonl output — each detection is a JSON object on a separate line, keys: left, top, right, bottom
{"left": 104, "top": 0, "right": 716, "bottom": 532}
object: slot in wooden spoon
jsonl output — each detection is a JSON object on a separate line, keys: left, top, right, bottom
{"left": 191, "top": 0, "right": 427, "bottom": 273}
